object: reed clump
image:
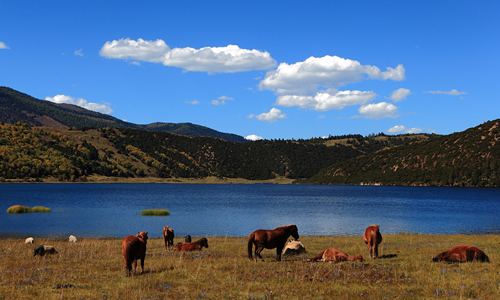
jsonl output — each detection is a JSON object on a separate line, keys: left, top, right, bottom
{"left": 6, "top": 205, "right": 51, "bottom": 214}
{"left": 141, "top": 209, "right": 170, "bottom": 216}
{"left": 0, "top": 234, "right": 498, "bottom": 299}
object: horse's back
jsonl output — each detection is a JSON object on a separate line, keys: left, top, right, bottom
{"left": 364, "top": 225, "right": 381, "bottom": 244}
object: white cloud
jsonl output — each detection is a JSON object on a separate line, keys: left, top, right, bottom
{"left": 387, "top": 125, "right": 422, "bottom": 134}
{"left": 45, "top": 95, "right": 113, "bottom": 114}
{"left": 74, "top": 49, "right": 84, "bottom": 57}
{"left": 186, "top": 100, "right": 199, "bottom": 105}
{"left": 318, "top": 115, "right": 326, "bottom": 119}
{"left": 254, "top": 107, "right": 287, "bottom": 123}
{"left": 0, "top": 42, "right": 9, "bottom": 49}
{"left": 247, "top": 114, "right": 255, "bottom": 119}
{"left": 358, "top": 102, "right": 398, "bottom": 119}
{"left": 259, "top": 55, "right": 405, "bottom": 96}
{"left": 424, "top": 89, "right": 467, "bottom": 95}
{"left": 245, "top": 134, "right": 263, "bottom": 141}
{"left": 276, "top": 88, "right": 377, "bottom": 111}
{"left": 387, "top": 88, "right": 411, "bottom": 102}
{"left": 212, "top": 95, "right": 234, "bottom": 105}
{"left": 100, "top": 38, "right": 276, "bottom": 73}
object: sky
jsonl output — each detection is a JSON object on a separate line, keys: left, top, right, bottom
{"left": 1, "top": 1, "right": 499, "bottom": 141}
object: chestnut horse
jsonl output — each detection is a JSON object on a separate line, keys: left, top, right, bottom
{"left": 363, "top": 225, "right": 382, "bottom": 259}
{"left": 163, "top": 226, "right": 175, "bottom": 251}
{"left": 173, "top": 237, "right": 209, "bottom": 251}
{"left": 432, "top": 245, "right": 490, "bottom": 263}
{"left": 122, "top": 231, "right": 148, "bottom": 276}
{"left": 248, "top": 224, "right": 299, "bottom": 262}
{"left": 307, "top": 248, "right": 364, "bottom": 263}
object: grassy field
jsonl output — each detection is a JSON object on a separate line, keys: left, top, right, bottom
{"left": 1, "top": 234, "right": 498, "bottom": 299}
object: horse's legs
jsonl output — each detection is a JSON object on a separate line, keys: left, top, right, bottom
{"left": 276, "top": 247, "right": 283, "bottom": 261}
{"left": 140, "top": 257, "right": 145, "bottom": 274}
{"left": 374, "top": 244, "right": 379, "bottom": 259}
{"left": 132, "top": 259, "right": 138, "bottom": 274}
{"left": 255, "top": 246, "right": 265, "bottom": 261}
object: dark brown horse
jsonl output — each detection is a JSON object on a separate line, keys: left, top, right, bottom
{"left": 307, "top": 248, "right": 364, "bottom": 263}
{"left": 432, "top": 245, "right": 490, "bottom": 263}
{"left": 122, "top": 231, "right": 148, "bottom": 276}
{"left": 163, "top": 226, "right": 175, "bottom": 251}
{"left": 248, "top": 224, "right": 299, "bottom": 262}
{"left": 173, "top": 237, "right": 209, "bottom": 251}
{"left": 363, "top": 224, "right": 382, "bottom": 259}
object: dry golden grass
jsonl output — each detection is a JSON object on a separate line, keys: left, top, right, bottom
{"left": 1, "top": 234, "right": 499, "bottom": 299}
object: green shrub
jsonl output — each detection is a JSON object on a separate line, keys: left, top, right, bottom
{"left": 6, "top": 205, "right": 51, "bottom": 214}
{"left": 141, "top": 209, "right": 170, "bottom": 216}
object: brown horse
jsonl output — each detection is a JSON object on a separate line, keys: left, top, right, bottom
{"left": 173, "top": 237, "right": 209, "bottom": 251}
{"left": 432, "top": 245, "right": 490, "bottom": 263}
{"left": 307, "top": 248, "right": 364, "bottom": 263}
{"left": 163, "top": 226, "right": 175, "bottom": 251}
{"left": 248, "top": 224, "right": 299, "bottom": 262}
{"left": 122, "top": 231, "right": 148, "bottom": 276}
{"left": 363, "top": 224, "right": 382, "bottom": 259}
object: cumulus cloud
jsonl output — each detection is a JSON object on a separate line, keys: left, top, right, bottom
{"left": 186, "top": 100, "right": 200, "bottom": 105}
{"left": 245, "top": 134, "right": 263, "bottom": 141}
{"left": 100, "top": 38, "right": 276, "bottom": 73}
{"left": 45, "top": 95, "right": 113, "bottom": 114}
{"left": 248, "top": 108, "right": 286, "bottom": 123}
{"left": 259, "top": 55, "right": 405, "bottom": 96}
{"left": 0, "top": 42, "right": 9, "bottom": 49}
{"left": 211, "top": 95, "right": 234, "bottom": 105}
{"left": 424, "top": 89, "right": 467, "bottom": 95}
{"left": 387, "top": 88, "right": 411, "bottom": 102}
{"left": 358, "top": 102, "right": 398, "bottom": 119}
{"left": 74, "top": 49, "right": 84, "bottom": 57}
{"left": 276, "top": 88, "right": 376, "bottom": 111}
{"left": 387, "top": 125, "right": 422, "bottom": 134}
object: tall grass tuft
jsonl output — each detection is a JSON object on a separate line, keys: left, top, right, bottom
{"left": 6, "top": 205, "right": 51, "bottom": 214}
{"left": 141, "top": 209, "right": 170, "bottom": 216}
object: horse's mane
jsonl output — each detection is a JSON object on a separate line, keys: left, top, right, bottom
{"left": 275, "top": 224, "right": 296, "bottom": 230}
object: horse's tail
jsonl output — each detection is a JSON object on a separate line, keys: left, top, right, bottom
{"left": 247, "top": 232, "right": 255, "bottom": 260}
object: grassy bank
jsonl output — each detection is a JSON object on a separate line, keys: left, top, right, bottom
{"left": 1, "top": 234, "right": 499, "bottom": 299}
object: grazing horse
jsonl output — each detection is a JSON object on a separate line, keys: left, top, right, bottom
{"left": 363, "top": 224, "right": 382, "bottom": 259}
{"left": 282, "top": 240, "right": 306, "bottom": 257}
{"left": 122, "top": 231, "right": 148, "bottom": 276}
{"left": 174, "top": 237, "right": 209, "bottom": 251}
{"left": 33, "top": 245, "right": 58, "bottom": 256}
{"left": 307, "top": 248, "right": 363, "bottom": 263}
{"left": 163, "top": 226, "right": 175, "bottom": 251}
{"left": 248, "top": 224, "right": 299, "bottom": 262}
{"left": 25, "top": 237, "right": 34, "bottom": 244}
{"left": 432, "top": 245, "right": 490, "bottom": 263}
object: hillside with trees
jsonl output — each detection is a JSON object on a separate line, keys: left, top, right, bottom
{"left": 0, "top": 86, "right": 247, "bottom": 143}
{"left": 302, "top": 119, "right": 500, "bottom": 187}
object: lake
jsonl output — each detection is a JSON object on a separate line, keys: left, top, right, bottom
{"left": 1, "top": 184, "right": 499, "bottom": 239}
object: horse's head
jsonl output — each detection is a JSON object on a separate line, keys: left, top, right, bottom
{"left": 354, "top": 255, "right": 364, "bottom": 262}
{"left": 289, "top": 225, "right": 299, "bottom": 241}
{"left": 201, "top": 237, "right": 209, "bottom": 248}
{"left": 137, "top": 231, "right": 149, "bottom": 241}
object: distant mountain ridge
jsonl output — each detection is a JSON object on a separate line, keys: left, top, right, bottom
{"left": 0, "top": 86, "right": 248, "bottom": 143}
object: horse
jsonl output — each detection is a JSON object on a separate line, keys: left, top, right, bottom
{"left": 247, "top": 224, "right": 299, "bottom": 262}
{"left": 363, "top": 224, "right": 382, "bottom": 259}
{"left": 173, "top": 237, "right": 209, "bottom": 251}
{"left": 34, "top": 245, "right": 58, "bottom": 256}
{"left": 282, "top": 240, "right": 306, "bottom": 257}
{"left": 163, "top": 226, "right": 175, "bottom": 251}
{"left": 25, "top": 237, "right": 34, "bottom": 244}
{"left": 69, "top": 235, "right": 77, "bottom": 242}
{"left": 122, "top": 231, "right": 148, "bottom": 276}
{"left": 184, "top": 235, "right": 192, "bottom": 243}
{"left": 432, "top": 245, "right": 490, "bottom": 263}
{"left": 307, "top": 248, "right": 364, "bottom": 263}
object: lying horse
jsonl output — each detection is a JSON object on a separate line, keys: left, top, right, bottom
{"left": 282, "top": 240, "right": 306, "bottom": 257}
{"left": 307, "top": 248, "right": 363, "bottom": 263}
{"left": 363, "top": 224, "right": 382, "bottom": 259}
{"left": 248, "top": 224, "right": 299, "bottom": 262}
{"left": 163, "top": 226, "right": 175, "bottom": 251}
{"left": 432, "top": 245, "right": 489, "bottom": 263}
{"left": 122, "top": 231, "right": 148, "bottom": 276}
{"left": 174, "top": 237, "right": 209, "bottom": 251}
{"left": 34, "top": 245, "right": 58, "bottom": 256}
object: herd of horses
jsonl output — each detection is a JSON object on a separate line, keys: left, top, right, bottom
{"left": 119, "top": 223, "right": 490, "bottom": 277}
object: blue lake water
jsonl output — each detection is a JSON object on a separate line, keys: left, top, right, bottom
{"left": 1, "top": 184, "right": 499, "bottom": 238}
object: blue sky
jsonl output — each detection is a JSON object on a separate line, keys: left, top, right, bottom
{"left": 1, "top": 1, "right": 498, "bottom": 140}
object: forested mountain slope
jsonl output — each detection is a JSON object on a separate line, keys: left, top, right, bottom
{"left": 0, "top": 86, "right": 247, "bottom": 143}
{"left": 302, "top": 119, "right": 500, "bottom": 187}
